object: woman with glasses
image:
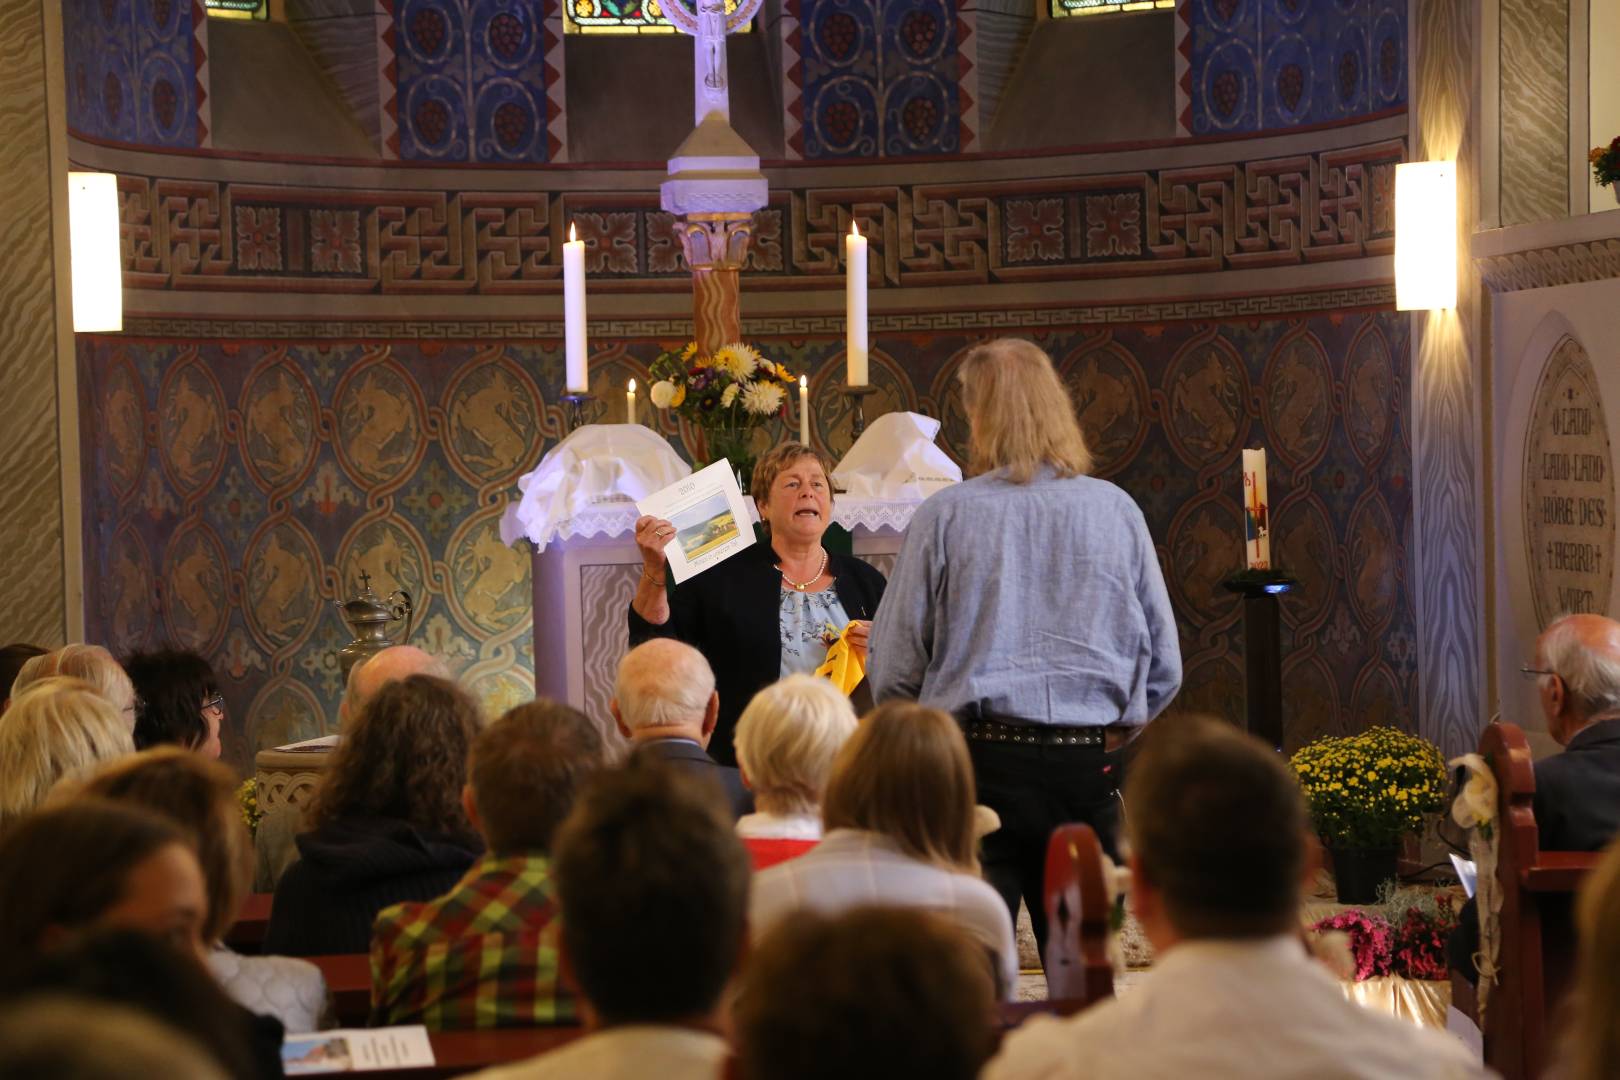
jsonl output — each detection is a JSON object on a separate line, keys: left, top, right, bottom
{"left": 124, "top": 649, "right": 226, "bottom": 760}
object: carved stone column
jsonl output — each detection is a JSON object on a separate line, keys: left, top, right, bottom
{"left": 661, "top": 113, "right": 767, "bottom": 351}
{"left": 681, "top": 213, "right": 752, "bottom": 353}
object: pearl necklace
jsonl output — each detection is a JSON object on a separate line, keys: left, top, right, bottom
{"left": 779, "top": 549, "right": 828, "bottom": 592}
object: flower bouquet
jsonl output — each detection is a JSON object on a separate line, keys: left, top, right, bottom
{"left": 647, "top": 341, "right": 798, "bottom": 489}
{"left": 1591, "top": 136, "right": 1620, "bottom": 197}
{"left": 237, "top": 777, "right": 261, "bottom": 836}
{"left": 1290, "top": 726, "right": 1448, "bottom": 902}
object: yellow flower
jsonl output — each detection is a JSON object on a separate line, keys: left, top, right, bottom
{"left": 670, "top": 383, "right": 686, "bottom": 407}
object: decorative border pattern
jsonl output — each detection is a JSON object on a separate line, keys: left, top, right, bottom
{"left": 1476, "top": 239, "right": 1620, "bottom": 294}
{"left": 120, "top": 284, "right": 1395, "bottom": 341}
{"left": 109, "top": 137, "right": 1402, "bottom": 295}
{"left": 377, "top": 0, "right": 400, "bottom": 158}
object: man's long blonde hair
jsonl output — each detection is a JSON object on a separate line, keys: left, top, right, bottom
{"left": 957, "top": 338, "right": 1092, "bottom": 483}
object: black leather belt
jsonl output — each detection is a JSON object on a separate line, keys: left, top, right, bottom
{"left": 964, "top": 719, "right": 1107, "bottom": 747}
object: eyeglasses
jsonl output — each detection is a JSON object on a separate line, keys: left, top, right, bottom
{"left": 200, "top": 694, "right": 226, "bottom": 715}
{"left": 1520, "top": 666, "right": 1557, "bottom": 680}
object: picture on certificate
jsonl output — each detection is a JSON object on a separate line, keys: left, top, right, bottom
{"left": 637, "top": 460, "right": 757, "bottom": 583}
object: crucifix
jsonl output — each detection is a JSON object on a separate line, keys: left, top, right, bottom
{"left": 662, "top": 0, "right": 763, "bottom": 127}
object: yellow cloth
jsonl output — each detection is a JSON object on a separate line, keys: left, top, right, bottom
{"left": 814, "top": 623, "right": 865, "bottom": 694}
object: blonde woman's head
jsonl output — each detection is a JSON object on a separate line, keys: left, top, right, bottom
{"left": 822, "top": 701, "right": 978, "bottom": 870}
{"left": 1569, "top": 839, "right": 1620, "bottom": 1080}
{"left": 13, "top": 645, "right": 138, "bottom": 731}
{"left": 956, "top": 338, "right": 1092, "bottom": 483}
{"left": 735, "top": 675, "right": 859, "bottom": 816}
{"left": 0, "top": 677, "right": 134, "bottom": 831}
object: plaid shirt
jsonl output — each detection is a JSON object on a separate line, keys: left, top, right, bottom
{"left": 370, "top": 853, "right": 575, "bottom": 1030}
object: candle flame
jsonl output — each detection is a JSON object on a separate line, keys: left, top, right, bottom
{"left": 628, "top": 378, "right": 636, "bottom": 393}
{"left": 569, "top": 222, "right": 577, "bottom": 242}
{"left": 851, "top": 221, "right": 860, "bottom": 238}
{"left": 800, "top": 374, "right": 808, "bottom": 389}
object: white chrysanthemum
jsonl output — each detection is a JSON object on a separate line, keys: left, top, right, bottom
{"left": 649, "top": 380, "right": 677, "bottom": 409}
{"left": 742, "top": 381, "right": 785, "bottom": 416}
{"left": 713, "top": 342, "right": 759, "bottom": 379}
{"left": 720, "top": 383, "right": 740, "bottom": 408}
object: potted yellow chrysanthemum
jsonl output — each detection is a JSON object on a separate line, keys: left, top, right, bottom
{"left": 647, "top": 341, "right": 798, "bottom": 488}
{"left": 1290, "top": 726, "right": 1448, "bottom": 903}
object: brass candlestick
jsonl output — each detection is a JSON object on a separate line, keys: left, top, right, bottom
{"left": 560, "top": 392, "right": 597, "bottom": 433}
{"left": 841, "top": 384, "right": 877, "bottom": 440}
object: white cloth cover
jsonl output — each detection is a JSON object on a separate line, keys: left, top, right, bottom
{"left": 207, "top": 946, "right": 330, "bottom": 1033}
{"left": 830, "top": 411, "right": 961, "bottom": 501}
{"left": 501, "top": 425, "right": 692, "bottom": 551}
{"left": 1449, "top": 752, "right": 1501, "bottom": 1020}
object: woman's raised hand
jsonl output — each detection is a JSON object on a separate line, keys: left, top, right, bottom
{"left": 634, "top": 515, "right": 677, "bottom": 570}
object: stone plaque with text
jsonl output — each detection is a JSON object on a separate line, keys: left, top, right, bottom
{"left": 1524, "top": 337, "right": 1615, "bottom": 627}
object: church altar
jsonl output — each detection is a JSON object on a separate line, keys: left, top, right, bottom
{"left": 526, "top": 495, "right": 909, "bottom": 752}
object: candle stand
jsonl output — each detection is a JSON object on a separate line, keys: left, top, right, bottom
{"left": 561, "top": 392, "right": 597, "bottom": 433}
{"left": 1220, "top": 569, "right": 1296, "bottom": 750}
{"left": 841, "top": 384, "right": 878, "bottom": 440}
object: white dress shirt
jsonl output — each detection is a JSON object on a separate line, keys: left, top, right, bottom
{"left": 735, "top": 811, "right": 822, "bottom": 840}
{"left": 749, "top": 827, "right": 1018, "bottom": 997}
{"left": 984, "top": 935, "right": 1490, "bottom": 1080}
{"left": 472, "top": 1025, "right": 727, "bottom": 1080}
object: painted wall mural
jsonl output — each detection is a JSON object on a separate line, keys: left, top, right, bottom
{"left": 63, "top": 0, "right": 208, "bottom": 147}
{"left": 387, "top": 0, "right": 561, "bottom": 162}
{"left": 79, "top": 307, "right": 1413, "bottom": 772}
{"left": 788, "top": 0, "right": 975, "bottom": 158}
{"left": 1179, "top": 0, "right": 1406, "bottom": 136}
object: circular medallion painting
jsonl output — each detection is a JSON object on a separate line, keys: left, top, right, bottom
{"left": 1165, "top": 338, "right": 1249, "bottom": 468}
{"left": 162, "top": 523, "right": 228, "bottom": 653}
{"left": 245, "top": 522, "right": 322, "bottom": 651}
{"left": 335, "top": 360, "right": 425, "bottom": 489}
{"left": 448, "top": 516, "right": 532, "bottom": 636}
{"left": 1167, "top": 495, "right": 1244, "bottom": 623}
{"left": 158, "top": 360, "right": 226, "bottom": 494}
{"left": 1346, "top": 492, "right": 1398, "bottom": 632}
{"left": 1345, "top": 325, "right": 1394, "bottom": 464}
{"left": 1262, "top": 333, "right": 1332, "bottom": 468}
{"left": 445, "top": 359, "right": 542, "bottom": 482}
{"left": 1062, "top": 339, "right": 1148, "bottom": 477}
{"left": 243, "top": 361, "right": 319, "bottom": 490}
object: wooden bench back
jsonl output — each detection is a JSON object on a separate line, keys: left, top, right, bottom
{"left": 1042, "top": 822, "right": 1115, "bottom": 1011}
{"left": 1480, "top": 721, "right": 1602, "bottom": 1080}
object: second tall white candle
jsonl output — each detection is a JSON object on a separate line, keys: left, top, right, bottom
{"left": 845, "top": 223, "right": 868, "bottom": 387}
{"left": 564, "top": 223, "right": 587, "bottom": 393}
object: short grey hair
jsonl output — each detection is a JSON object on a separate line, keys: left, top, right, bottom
{"left": 735, "top": 675, "right": 858, "bottom": 815}
{"left": 1544, "top": 614, "right": 1620, "bottom": 719}
{"left": 614, "top": 640, "right": 715, "bottom": 731}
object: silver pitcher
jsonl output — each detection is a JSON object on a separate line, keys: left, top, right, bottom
{"left": 335, "top": 571, "right": 414, "bottom": 678}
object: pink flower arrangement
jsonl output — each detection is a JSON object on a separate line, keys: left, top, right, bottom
{"left": 1312, "top": 909, "right": 1393, "bottom": 980}
{"left": 1312, "top": 891, "right": 1461, "bottom": 982}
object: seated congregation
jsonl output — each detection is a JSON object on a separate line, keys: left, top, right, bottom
{"left": 4, "top": 615, "right": 1620, "bottom": 1079}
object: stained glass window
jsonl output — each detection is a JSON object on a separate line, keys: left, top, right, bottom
{"left": 1051, "top": 0, "right": 1174, "bottom": 16}
{"left": 565, "top": 0, "right": 751, "bottom": 35}
{"left": 204, "top": 0, "right": 267, "bottom": 18}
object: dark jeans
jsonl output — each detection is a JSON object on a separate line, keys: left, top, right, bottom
{"left": 968, "top": 737, "right": 1125, "bottom": 966}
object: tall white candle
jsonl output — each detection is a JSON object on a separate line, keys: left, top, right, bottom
{"left": 564, "top": 223, "right": 587, "bottom": 393}
{"left": 799, "top": 374, "right": 810, "bottom": 446}
{"left": 627, "top": 378, "right": 637, "bottom": 425}
{"left": 845, "top": 222, "right": 868, "bottom": 387}
{"left": 1242, "top": 448, "right": 1271, "bottom": 570}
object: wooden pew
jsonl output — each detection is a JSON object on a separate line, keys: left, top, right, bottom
{"left": 305, "top": 953, "right": 373, "bottom": 1028}
{"left": 1479, "top": 722, "right": 1605, "bottom": 1080}
{"left": 223, "top": 892, "right": 273, "bottom": 953}
{"left": 1039, "top": 822, "right": 1114, "bottom": 1013}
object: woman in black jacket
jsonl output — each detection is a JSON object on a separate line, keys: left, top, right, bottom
{"left": 263, "top": 675, "right": 482, "bottom": 956}
{"left": 629, "top": 443, "right": 886, "bottom": 766}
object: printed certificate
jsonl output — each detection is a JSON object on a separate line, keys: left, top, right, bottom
{"left": 636, "top": 459, "right": 756, "bottom": 583}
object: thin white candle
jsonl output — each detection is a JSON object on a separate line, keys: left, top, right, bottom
{"left": 1242, "top": 448, "right": 1271, "bottom": 570}
{"left": 845, "top": 222, "right": 868, "bottom": 387}
{"left": 564, "top": 222, "right": 587, "bottom": 393}
{"left": 627, "top": 378, "right": 638, "bottom": 425}
{"left": 799, "top": 374, "right": 810, "bottom": 446}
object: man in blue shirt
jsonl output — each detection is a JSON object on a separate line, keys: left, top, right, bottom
{"left": 871, "top": 338, "right": 1182, "bottom": 957}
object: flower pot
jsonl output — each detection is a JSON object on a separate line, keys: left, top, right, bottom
{"left": 1329, "top": 846, "right": 1399, "bottom": 905}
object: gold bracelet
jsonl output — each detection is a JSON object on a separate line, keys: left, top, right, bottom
{"left": 642, "top": 569, "right": 666, "bottom": 587}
